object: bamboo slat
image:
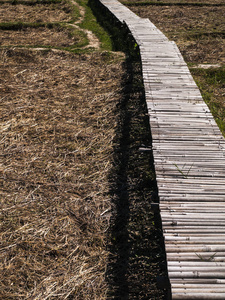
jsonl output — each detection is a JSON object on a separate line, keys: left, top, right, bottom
{"left": 172, "top": 293, "right": 225, "bottom": 299}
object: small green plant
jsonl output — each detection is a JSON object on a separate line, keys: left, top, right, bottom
{"left": 196, "top": 252, "right": 217, "bottom": 262}
{"left": 77, "top": 0, "right": 113, "bottom": 50}
{"left": 192, "top": 67, "right": 225, "bottom": 136}
{"left": 174, "top": 163, "right": 193, "bottom": 178}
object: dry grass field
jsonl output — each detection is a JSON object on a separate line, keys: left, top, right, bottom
{"left": 0, "top": 2, "right": 74, "bottom": 23}
{"left": 0, "top": 48, "right": 126, "bottom": 299}
{"left": 127, "top": 4, "right": 225, "bottom": 64}
{"left": 0, "top": 26, "right": 87, "bottom": 48}
{"left": 0, "top": 1, "right": 123, "bottom": 298}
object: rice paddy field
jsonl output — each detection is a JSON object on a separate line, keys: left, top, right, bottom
{"left": 0, "top": 0, "right": 224, "bottom": 298}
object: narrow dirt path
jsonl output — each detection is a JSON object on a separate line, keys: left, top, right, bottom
{"left": 72, "top": 0, "right": 86, "bottom": 23}
{"left": 68, "top": 23, "right": 100, "bottom": 49}
{"left": 70, "top": 0, "right": 100, "bottom": 49}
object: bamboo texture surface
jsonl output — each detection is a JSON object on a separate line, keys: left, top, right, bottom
{"left": 98, "top": 0, "right": 225, "bottom": 298}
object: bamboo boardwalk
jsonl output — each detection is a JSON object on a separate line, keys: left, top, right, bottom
{"left": 98, "top": 0, "right": 225, "bottom": 298}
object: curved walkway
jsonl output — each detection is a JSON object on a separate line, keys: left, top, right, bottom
{"left": 98, "top": 0, "right": 225, "bottom": 299}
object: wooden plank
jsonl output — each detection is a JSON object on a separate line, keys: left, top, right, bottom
{"left": 168, "top": 271, "right": 225, "bottom": 279}
{"left": 165, "top": 245, "right": 225, "bottom": 252}
{"left": 172, "top": 284, "right": 225, "bottom": 288}
{"left": 170, "top": 279, "right": 225, "bottom": 284}
{"left": 168, "top": 262, "right": 225, "bottom": 267}
{"left": 172, "top": 293, "right": 225, "bottom": 299}
{"left": 168, "top": 266, "right": 225, "bottom": 272}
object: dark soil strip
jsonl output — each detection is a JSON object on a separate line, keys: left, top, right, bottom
{"left": 0, "top": 22, "right": 56, "bottom": 29}
{"left": 184, "top": 31, "right": 225, "bottom": 39}
{"left": 106, "top": 55, "right": 169, "bottom": 300}
{"left": 0, "top": 0, "right": 62, "bottom": 4}
{"left": 90, "top": 0, "right": 170, "bottom": 298}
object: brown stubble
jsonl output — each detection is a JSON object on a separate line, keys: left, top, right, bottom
{"left": 0, "top": 48, "right": 125, "bottom": 299}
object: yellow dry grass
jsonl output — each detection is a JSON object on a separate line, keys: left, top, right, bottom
{"left": 0, "top": 26, "right": 86, "bottom": 48}
{"left": 0, "top": 2, "right": 74, "bottom": 23}
{"left": 0, "top": 48, "right": 125, "bottom": 299}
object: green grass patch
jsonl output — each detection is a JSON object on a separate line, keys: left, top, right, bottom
{"left": 59, "top": 24, "right": 89, "bottom": 48}
{"left": 0, "top": 0, "right": 115, "bottom": 52}
{"left": 65, "top": 0, "right": 81, "bottom": 23}
{"left": 76, "top": 0, "right": 113, "bottom": 50}
{"left": 191, "top": 67, "right": 225, "bottom": 135}
{"left": 0, "top": 22, "right": 50, "bottom": 29}
{"left": 195, "top": 68, "right": 225, "bottom": 85}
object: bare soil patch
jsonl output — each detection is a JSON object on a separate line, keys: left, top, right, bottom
{"left": 0, "top": 2, "right": 74, "bottom": 23}
{"left": 0, "top": 26, "right": 87, "bottom": 48}
{"left": 0, "top": 48, "right": 125, "bottom": 299}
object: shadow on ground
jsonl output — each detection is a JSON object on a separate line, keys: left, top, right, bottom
{"left": 106, "top": 55, "right": 169, "bottom": 299}
{"left": 89, "top": 1, "right": 170, "bottom": 298}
